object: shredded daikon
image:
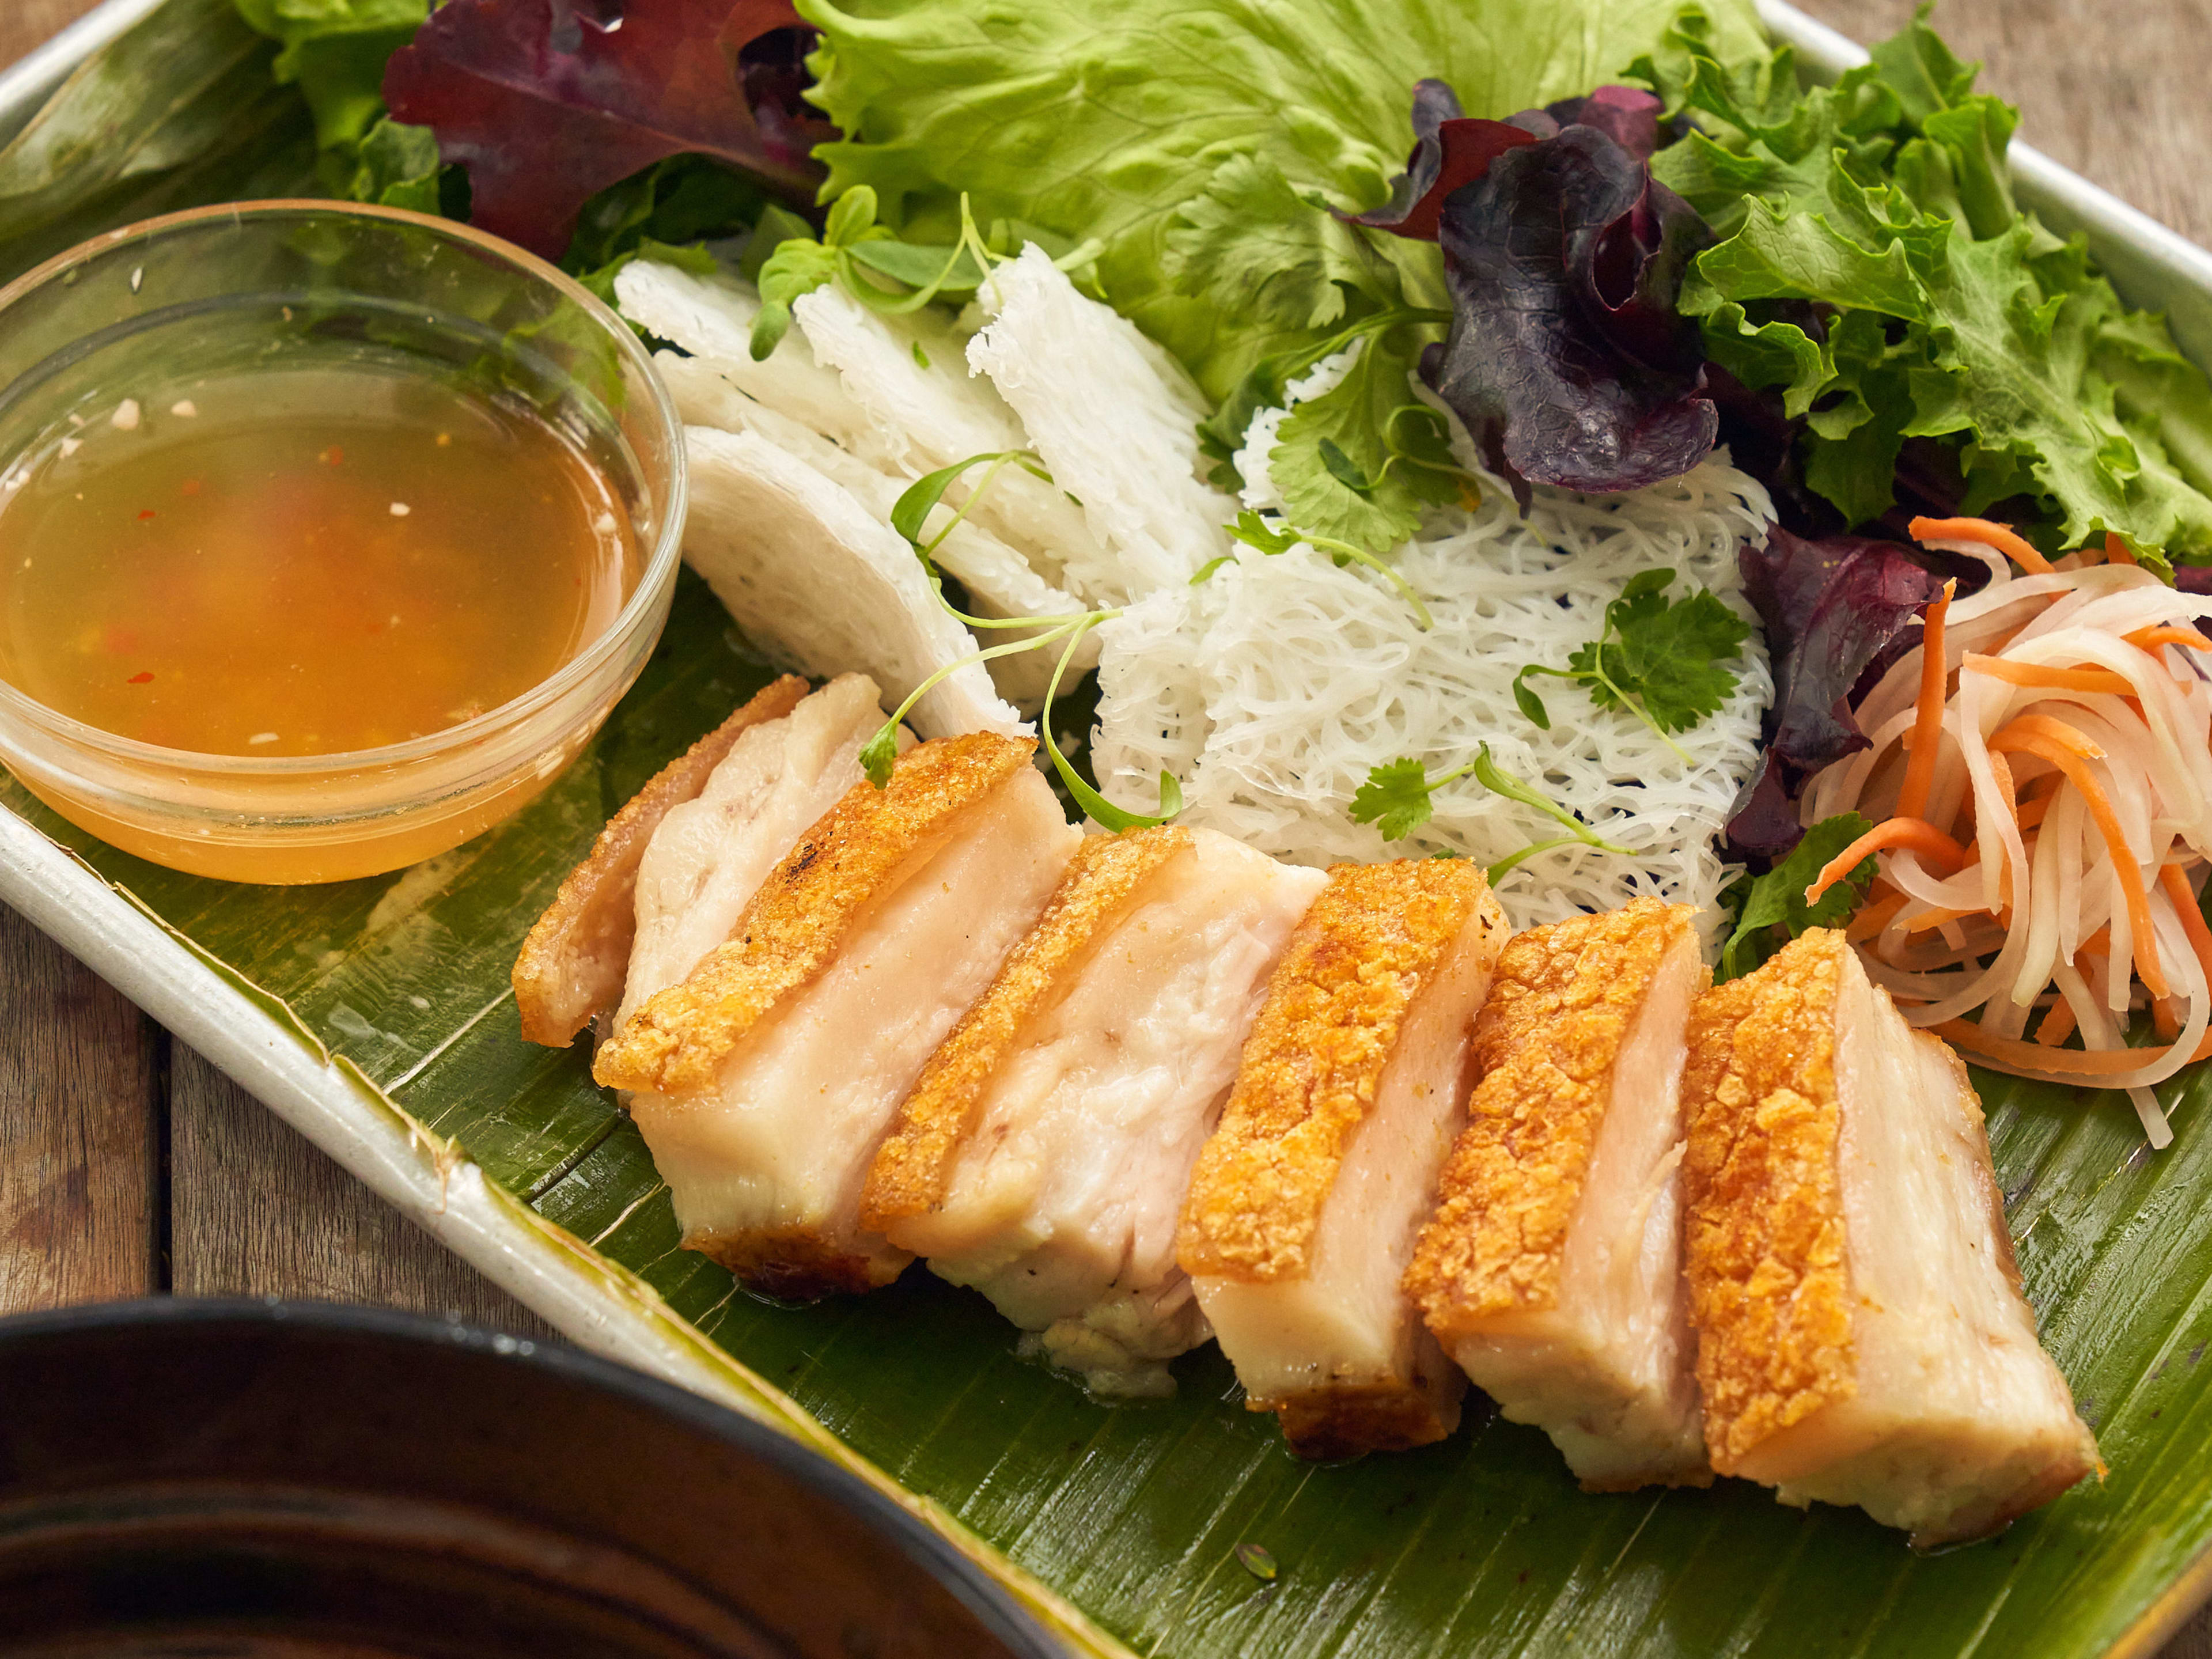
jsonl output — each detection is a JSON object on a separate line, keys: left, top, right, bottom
{"left": 1801, "top": 521, "right": 2212, "bottom": 1145}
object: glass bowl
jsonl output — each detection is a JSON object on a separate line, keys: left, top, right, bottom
{"left": 0, "top": 200, "right": 685, "bottom": 884}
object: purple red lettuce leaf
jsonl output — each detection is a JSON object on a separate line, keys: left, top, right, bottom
{"left": 1342, "top": 79, "right": 1534, "bottom": 241}
{"left": 1517, "top": 85, "right": 1667, "bottom": 160}
{"left": 382, "top": 0, "right": 829, "bottom": 259}
{"left": 1419, "top": 122, "right": 1718, "bottom": 505}
{"left": 1344, "top": 82, "right": 1665, "bottom": 244}
{"left": 1726, "top": 527, "right": 1944, "bottom": 860}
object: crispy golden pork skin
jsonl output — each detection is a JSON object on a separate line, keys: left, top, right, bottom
{"left": 512, "top": 675, "right": 808, "bottom": 1046}
{"left": 595, "top": 734, "right": 1082, "bottom": 1298}
{"left": 1179, "top": 859, "right": 1507, "bottom": 1457}
{"left": 1680, "top": 929, "right": 2101, "bottom": 1547}
{"left": 864, "top": 826, "right": 1324, "bottom": 1396}
{"left": 1407, "top": 899, "right": 1709, "bottom": 1491}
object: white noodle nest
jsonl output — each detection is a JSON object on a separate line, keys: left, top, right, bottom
{"left": 1093, "top": 449, "right": 1777, "bottom": 937}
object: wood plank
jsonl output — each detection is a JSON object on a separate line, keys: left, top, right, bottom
{"left": 167, "top": 1044, "right": 556, "bottom": 1336}
{"left": 0, "top": 1, "right": 104, "bottom": 69}
{"left": 0, "top": 904, "right": 158, "bottom": 1312}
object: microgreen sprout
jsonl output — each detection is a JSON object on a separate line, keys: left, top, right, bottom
{"left": 1351, "top": 744, "right": 1628, "bottom": 881}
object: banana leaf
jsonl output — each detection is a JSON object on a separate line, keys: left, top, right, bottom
{"left": 0, "top": 0, "right": 316, "bottom": 285}
{"left": 1, "top": 2, "right": 2209, "bottom": 1655}
{"left": 2, "top": 566, "right": 2209, "bottom": 1658}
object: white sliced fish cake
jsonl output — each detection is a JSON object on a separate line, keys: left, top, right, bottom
{"left": 613, "top": 260, "right": 891, "bottom": 468}
{"left": 791, "top": 283, "right": 1106, "bottom": 589}
{"left": 1680, "top": 929, "right": 2101, "bottom": 1548}
{"left": 683, "top": 426, "right": 1025, "bottom": 741}
{"left": 597, "top": 734, "right": 1083, "bottom": 1299}
{"left": 1180, "top": 859, "right": 1508, "bottom": 1458}
{"left": 968, "top": 245, "right": 1230, "bottom": 600}
{"left": 654, "top": 352, "right": 1096, "bottom": 710}
{"left": 620, "top": 673, "right": 889, "bottom": 1032}
{"left": 1407, "top": 899, "right": 1710, "bottom": 1492}
{"left": 863, "top": 826, "right": 1323, "bottom": 1397}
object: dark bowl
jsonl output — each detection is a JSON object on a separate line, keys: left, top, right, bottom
{"left": 0, "top": 1298, "right": 1062, "bottom": 1658}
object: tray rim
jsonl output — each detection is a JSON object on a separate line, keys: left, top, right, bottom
{"left": 0, "top": 2, "right": 2207, "bottom": 1654}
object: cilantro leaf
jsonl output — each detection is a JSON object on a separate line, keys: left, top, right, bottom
{"left": 1717, "top": 812, "right": 1877, "bottom": 982}
{"left": 1350, "top": 757, "right": 1437, "bottom": 842}
{"left": 1567, "top": 572, "right": 1752, "bottom": 733}
{"left": 1224, "top": 510, "right": 1301, "bottom": 556}
{"left": 1519, "top": 569, "right": 1750, "bottom": 741}
{"left": 1268, "top": 332, "right": 1459, "bottom": 553}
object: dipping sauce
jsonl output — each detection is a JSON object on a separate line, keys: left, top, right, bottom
{"left": 0, "top": 363, "right": 638, "bottom": 757}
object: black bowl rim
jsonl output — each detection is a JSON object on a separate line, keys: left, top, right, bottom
{"left": 0, "top": 1296, "right": 1066, "bottom": 1659}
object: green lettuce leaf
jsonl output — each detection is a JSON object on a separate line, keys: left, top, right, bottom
{"left": 1653, "top": 4, "right": 2212, "bottom": 563}
{"left": 234, "top": 0, "right": 428, "bottom": 151}
{"left": 797, "top": 0, "right": 1766, "bottom": 403}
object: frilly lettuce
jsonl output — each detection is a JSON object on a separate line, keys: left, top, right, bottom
{"left": 796, "top": 0, "right": 1766, "bottom": 404}
{"left": 1647, "top": 7, "right": 2212, "bottom": 564}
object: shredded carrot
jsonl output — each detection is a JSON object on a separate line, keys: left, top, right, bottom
{"left": 2126, "top": 624, "right": 2212, "bottom": 654}
{"left": 2036, "top": 998, "right": 2079, "bottom": 1047}
{"left": 2015, "top": 794, "right": 2055, "bottom": 831}
{"left": 1896, "top": 580, "right": 1955, "bottom": 820}
{"left": 1905, "top": 904, "right": 1983, "bottom": 935}
{"left": 1934, "top": 1020, "right": 2186, "bottom": 1073}
{"left": 2155, "top": 998, "right": 2181, "bottom": 1040}
{"left": 1987, "top": 715, "right": 2169, "bottom": 999}
{"left": 1845, "top": 889, "right": 1910, "bottom": 943}
{"left": 2158, "top": 863, "right": 2212, "bottom": 1005}
{"left": 2105, "top": 532, "right": 2138, "bottom": 568}
{"left": 1908, "top": 516, "right": 2055, "bottom": 575}
{"left": 1962, "top": 655, "right": 2137, "bottom": 696}
{"left": 1805, "top": 817, "right": 1971, "bottom": 906}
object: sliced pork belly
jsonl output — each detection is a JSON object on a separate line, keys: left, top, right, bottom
{"left": 1179, "top": 859, "right": 1508, "bottom": 1457}
{"left": 617, "top": 673, "right": 885, "bottom": 1031}
{"left": 1680, "top": 929, "right": 2101, "bottom": 1547}
{"left": 512, "top": 675, "right": 808, "bottom": 1047}
{"left": 1406, "top": 899, "right": 1709, "bottom": 1491}
{"left": 862, "top": 827, "right": 1324, "bottom": 1396}
{"left": 594, "top": 735, "right": 1081, "bottom": 1298}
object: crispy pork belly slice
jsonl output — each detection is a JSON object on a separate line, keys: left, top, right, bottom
{"left": 1406, "top": 900, "right": 1709, "bottom": 1491}
{"left": 617, "top": 673, "right": 886, "bottom": 1032}
{"left": 1680, "top": 929, "right": 2101, "bottom": 1547}
{"left": 512, "top": 675, "right": 808, "bottom": 1047}
{"left": 863, "top": 827, "right": 1325, "bottom": 1396}
{"left": 1179, "top": 860, "right": 1508, "bottom": 1458}
{"left": 596, "top": 736, "right": 1082, "bottom": 1298}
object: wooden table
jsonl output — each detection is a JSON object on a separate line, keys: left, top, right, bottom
{"left": 0, "top": 2, "right": 2203, "bottom": 1654}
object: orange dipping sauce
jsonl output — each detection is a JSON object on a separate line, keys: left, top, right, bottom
{"left": 0, "top": 362, "right": 638, "bottom": 759}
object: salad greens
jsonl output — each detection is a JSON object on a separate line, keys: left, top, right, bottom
{"left": 1715, "top": 809, "right": 1880, "bottom": 979}
{"left": 797, "top": 0, "right": 1765, "bottom": 555}
{"left": 796, "top": 0, "right": 1764, "bottom": 401}
{"left": 1351, "top": 745, "right": 1631, "bottom": 878}
{"left": 234, "top": 0, "right": 425, "bottom": 157}
{"left": 1647, "top": 7, "right": 2212, "bottom": 564}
